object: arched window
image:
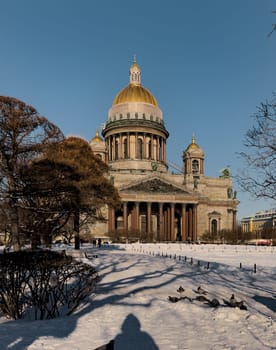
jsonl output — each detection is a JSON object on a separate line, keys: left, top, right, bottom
{"left": 211, "top": 219, "right": 217, "bottom": 234}
{"left": 137, "top": 138, "right": 143, "bottom": 159}
{"left": 148, "top": 140, "right": 152, "bottom": 159}
{"left": 115, "top": 140, "right": 119, "bottom": 160}
{"left": 109, "top": 141, "right": 113, "bottom": 161}
{"left": 159, "top": 141, "right": 163, "bottom": 161}
{"left": 123, "top": 138, "right": 128, "bottom": 159}
{"left": 192, "top": 160, "right": 199, "bottom": 174}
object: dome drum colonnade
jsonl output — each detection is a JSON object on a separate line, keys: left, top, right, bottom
{"left": 103, "top": 119, "right": 168, "bottom": 168}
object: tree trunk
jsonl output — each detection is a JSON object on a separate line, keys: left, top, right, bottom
{"left": 10, "top": 202, "right": 20, "bottom": 251}
{"left": 74, "top": 211, "right": 80, "bottom": 250}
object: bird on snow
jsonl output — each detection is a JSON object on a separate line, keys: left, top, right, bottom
{"left": 197, "top": 286, "right": 208, "bottom": 295}
{"left": 208, "top": 298, "right": 220, "bottom": 307}
{"left": 229, "top": 294, "right": 237, "bottom": 307}
{"left": 228, "top": 294, "right": 247, "bottom": 310}
{"left": 237, "top": 301, "right": 247, "bottom": 310}
{"left": 168, "top": 296, "right": 179, "bottom": 303}
{"left": 194, "top": 295, "right": 209, "bottom": 302}
{"left": 177, "top": 286, "right": 185, "bottom": 295}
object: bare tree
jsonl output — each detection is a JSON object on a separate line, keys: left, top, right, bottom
{"left": 0, "top": 96, "right": 64, "bottom": 250}
{"left": 268, "top": 10, "right": 276, "bottom": 37}
{"left": 237, "top": 95, "right": 276, "bottom": 201}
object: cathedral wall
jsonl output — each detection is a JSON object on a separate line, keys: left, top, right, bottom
{"left": 199, "top": 177, "right": 233, "bottom": 200}
{"left": 197, "top": 203, "right": 234, "bottom": 236}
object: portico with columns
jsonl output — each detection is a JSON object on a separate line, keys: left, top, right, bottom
{"left": 108, "top": 199, "right": 198, "bottom": 242}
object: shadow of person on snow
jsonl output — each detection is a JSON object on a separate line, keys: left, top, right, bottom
{"left": 114, "top": 313, "right": 159, "bottom": 350}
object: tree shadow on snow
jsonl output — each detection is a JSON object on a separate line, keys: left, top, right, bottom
{"left": 0, "top": 297, "right": 96, "bottom": 350}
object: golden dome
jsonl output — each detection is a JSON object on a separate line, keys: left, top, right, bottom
{"left": 188, "top": 135, "right": 200, "bottom": 149}
{"left": 185, "top": 135, "right": 204, "bottom": 154}
{"left": 112, "top": 58, "right": 158, "bottom": 107}
{"left": 113, "top": 84, "right": 158, "bottom": 106}
{"left": 91, "top": 129, "right": 103, "bottom": 143}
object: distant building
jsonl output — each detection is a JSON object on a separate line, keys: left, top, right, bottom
{"left": 241, "top": 209, "right": 276, "bottom": 234}
{"left": 90, "top": 59, "right": 239, "bottom": 241}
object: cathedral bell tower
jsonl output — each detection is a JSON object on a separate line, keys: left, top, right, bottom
{"left": 183, "top": 135, "right": 205, "bottom": 187}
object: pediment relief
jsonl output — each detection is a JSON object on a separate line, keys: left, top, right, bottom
{"left": 120, "top": 178, "right": 189, "bottom": 194}
{"left": 208, "top": 211, "right": 221, "bottom": 217}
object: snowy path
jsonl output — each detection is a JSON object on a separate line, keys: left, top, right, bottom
{"left": 0, "top": 244, "right": 275, "bottom": 350}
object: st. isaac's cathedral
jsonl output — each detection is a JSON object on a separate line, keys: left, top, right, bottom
{"left": 90, "top": 59, "right": 239, "bottom": 241}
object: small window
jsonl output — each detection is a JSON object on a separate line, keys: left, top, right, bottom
{"left": 192, "top": 160, "right": 199, "bottom": 174}
{"left": 138, "top": 138, "right": 143, "bottom": 159}
{"left": 211, "top": 219, "right": 217, "bottom": 234}
{"left": 123, "top": 138, "right": 128, "bottom": 159}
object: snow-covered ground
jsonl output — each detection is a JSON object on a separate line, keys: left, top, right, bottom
{"left": 0, "top": 243, "right": 275, "bottom": 350}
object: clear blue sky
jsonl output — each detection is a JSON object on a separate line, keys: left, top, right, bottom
{"left": 1, "top": 0, "right": 275, "bottom": 220}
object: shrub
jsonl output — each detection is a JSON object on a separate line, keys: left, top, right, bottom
{"left": 0, "top": 250, "right": 98, "bottom": 320}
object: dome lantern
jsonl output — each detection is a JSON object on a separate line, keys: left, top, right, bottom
{"left": 112, "top": 58, "right": 158, "bottom": 107}
{"left": 129, "top": 55, "right": 141, "bottom": 86}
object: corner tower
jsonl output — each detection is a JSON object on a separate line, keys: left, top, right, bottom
{"left": 183, "top": 135, "right": 205, "bottom": 186}
{"left": 102, "top": 58, "right": 169, "bottom": 173}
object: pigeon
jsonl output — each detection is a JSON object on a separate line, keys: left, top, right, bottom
{"left": 229, "top": 294, "right": 237, "bottom": 307}
{"left": 236, "top": 300, "right": 248, "bottom": 310}
{"left": 177, "top": 286, "right": 185, "bottom": 297}
{"left": 208, "top": 298, "right": 220, "bottom": 307}
{"left": 182, "top": 296, "right": 193, "bottom": 302}
{"left": 197, "top": 286, "right": 208, "bottom": 295}
{"left": 194, "top": 295, "right": 209, "bottom": 302}
{"left": 168, "top": 296, "right": 179, "bottom": 303}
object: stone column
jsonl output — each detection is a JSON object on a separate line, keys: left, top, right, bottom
{"left": 127, "top": 132, "right": 130, "bottom": 159}
{"left": 135, "top": 133, "right": 138, "bottom": 159}
{"left": 193, "top": 205, "right": 197, "bottom": 241}
{"left": 108, "top": 137, "right": 111, "bottom": 161}
{"left": 151, "top": 134, "right": 154, "bottom": 160}
{"left": 157, "top": 137, "right": 160, "bottom": 161}
{"left": 181, "top": 204, "right": 186, "bottom": 240}
{"left": 119, "top": 133, "right": 122, "bottom": 159}
{"left": 143, "top": 133, "right": 146, "bottom": 160}
{"left": 170, "top": 203, "right": 175, "bottom": 241}
{"left": 147, "top": 202, "right": 152, "bottom": 239}
{"left": 123, "top": 202, "right": 128, "bottom": 232}
{"left": 188, "top": 207, "right": 193, "bottom": 241}
{"left": 158, "top": 202, "right": 163, "bottom": 241}
{"left": 135, "top": 202, "right": 140, "bottom": 232}
{"left": 164, "top": 207, "right": 168, "bottom": 241}
{"left": 163, "top": 139, "right": 167, "bottom": 163}
{"left": 108, "top": 206, "right": 115, "bottom": 232}
{"left": 167, "top": 206, "right": 171, "bottom": 241}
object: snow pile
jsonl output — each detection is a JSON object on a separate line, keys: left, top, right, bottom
{"left": 0, "top": 243, "right": 275, "bottom": 349}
